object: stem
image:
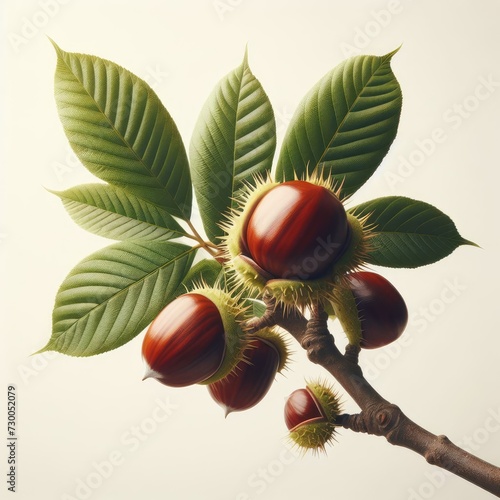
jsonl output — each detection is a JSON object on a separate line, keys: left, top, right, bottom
{"left": 185, "top": 219, "right": 219, "bottom": 257}
{"left": 249, "top": 297, "right": 500, "bottom": 497}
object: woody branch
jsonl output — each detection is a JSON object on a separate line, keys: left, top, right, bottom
{"left": 245, "top": 296, "right": 500, "bottom": 497}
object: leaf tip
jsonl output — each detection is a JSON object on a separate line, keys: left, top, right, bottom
{"left": 47, "top": 37, "right": 62, "bottom": 55}
{"left": 461, "top": 237, "right": 481, "bottom": 249}
{"left": 243, "top": 44, "right": 249, "bottom": 67}
{"left": 31, "top": 343, "right": 54, "bottom": 356}
{"left": 384, "top": 44, "right": 402, "bottom": 61}
{"left": 44, "top": 186, "right": 60, "bottom": 196}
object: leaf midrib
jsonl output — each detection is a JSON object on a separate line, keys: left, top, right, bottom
{"left": 354, "top": 202, "right": 457, "bottom": 238}
{"left": 69, "top": 203, "right": 185, "bottom": 239}
{"left": 58, "top": 51, "right": 186, "bottom": 219}
{"left": 53, "top": 245, "right": 196, "bottom": 339}
{"left": 372, "top": 230, "right": 462, "bottom": 242}
{"left": 230, "top": 61, "right": 247, "bottom": 200}
{"left": 315, "top": 54, "right": 395, "bottom": 169}
{"left": 62, "top": 195, "right": 187, "bottom": 239}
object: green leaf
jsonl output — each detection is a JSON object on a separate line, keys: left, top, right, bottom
{"left": 39, "top": 241, "right": 197, "bottom": 356}
{"left": 276, "top": 49, "right": 402, "bottom": 197}
{"left": 245, "top": 298, "right": 266, "bottom": 318}
{"left": 190, "top": 49, "right": 276, "bottom": 243}
{"left": 174, "top": 259, "right": 224, "bottom": 295}
{"left": 50, "top": 183, "right": 189, "bottom": 241}
{"left": 350, "top": 196, "right": 476, "bottom": 268}
{"left": 52, "top": 41, "right": 192, "bottom": 219}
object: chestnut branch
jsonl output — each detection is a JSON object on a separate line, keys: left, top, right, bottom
{"left": 245, "top": 297, "right": 500, "bottom": 497}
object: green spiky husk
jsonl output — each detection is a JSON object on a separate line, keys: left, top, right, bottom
{"left": 307, "top": 381, "right": 342, "bottom": 422}
{"left": 329, "top": 213, "right": 371, "bottom": 283}
{"left": 289, "top": 421, "right": 337, "bottom": 452}
{"left": 188, "top": 286, "right": 249, "bottom": 385}
{"left": 325, "top": 212, "right": 376, "bottom": 344}
{"left": 252, "top": 328, "right": 291, "bottom": 374}
{"left": 223, "top": 175, "right": 278, "bottom": 261}
{"left": 329, "top": 283, "right": 363, "bottom": 346}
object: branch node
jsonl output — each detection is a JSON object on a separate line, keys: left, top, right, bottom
{"left": 425, "top": 435, "right": 452, "bottom": 466}
{"left": 339, "top": 413, "right": 368, "bottom": 433}
{"left": 301, "top": 305, "right": 334, "bottom": 363}
{"left": 341, "top": 403, "right": 404, "bottom": 438}
{"left": 344, "top": 344, "right": 360, "bottom": 364}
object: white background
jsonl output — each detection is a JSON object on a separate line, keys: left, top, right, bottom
{"left": 1, "top": 1, "right": 500, "bottom": 499}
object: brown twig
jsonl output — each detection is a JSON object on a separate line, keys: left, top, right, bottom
{"left": 248, "top": 296, "right": 500, "bottom": 497}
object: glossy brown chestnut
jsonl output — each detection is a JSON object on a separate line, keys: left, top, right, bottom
{"left": 242, "top": 181, "right": 350, "bottom": 280}
{"left": 142, "top": 293, "right": 226, "bottom": 387}
{"left": 346, "top": 271, "right": 408, "bottom": 349}
{"left": 207, "top": 337, "right": 279, "bottom": 416}
{"left": 284, "top": 387, "right": 326, "bottom": 430}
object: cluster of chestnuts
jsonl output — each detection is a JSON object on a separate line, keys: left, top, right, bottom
{"left": 142, "top": 178, "right": 409, "bottom": 450}
{"left": 142, "top": 287, "right": 290, "bottom": 414}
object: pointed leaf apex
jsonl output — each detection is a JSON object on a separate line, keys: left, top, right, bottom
{"left": 48, "top": 37, "right": 63, "bottom": 55}
{"left": 32, "top": 343, "right": 53, "bottom": 356}
{"left": 242, "top": 45, "right": 249, "bottom": 68}
{"left": 44, "top": 186, "right": 60, "bottom": 196}
{"left": 384, "top": 45, "right": 402, "bottom": 61}
{"left": 461, "top": 237, "right": 481, "bottom": 249}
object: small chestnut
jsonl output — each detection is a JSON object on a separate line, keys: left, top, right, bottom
{"left": 284, "top": 381, "right": 341, "bottom": 452}
{"left": 345, "top": 271, "right": 408, "bottom": 349}
{"left": 207, "top": 332, "right": 286, "bottom": 416}
{"left": 284, "top": 387, "right": 326, "bottom": 430}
